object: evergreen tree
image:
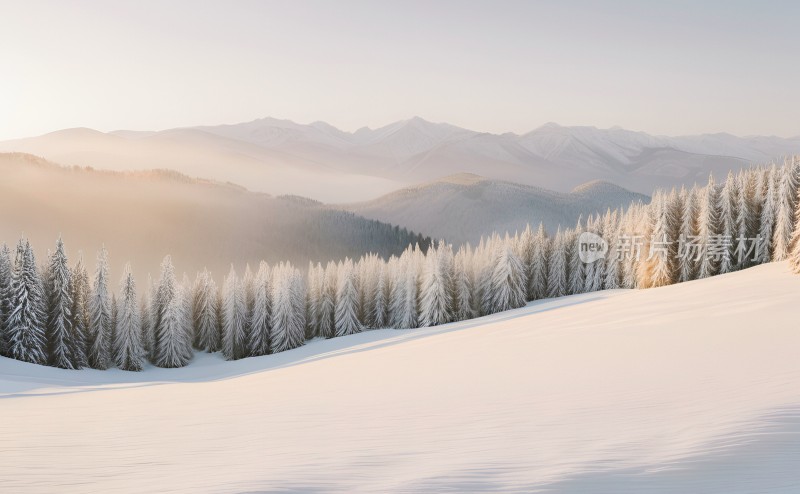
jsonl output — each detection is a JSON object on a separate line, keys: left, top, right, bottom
{"left": 529, "top": 224, "right": 549, "bottom": 300}
{"left": 0, "top": 243, "right": 13, "bottom": 356}
{"left": 757, "top": 165, "right": 778, "bottom": 264}
{"left": 334, "top": 259, "right": 362, "bottom": 336}
{"left": 603, "top": 210, "right": 621, "bottom": 290}
{"left": 193, "top": 269, "right": 220, "bottom": 352}
{"left": 420, "top": 242, "right": 455, "bottom": 327}
{"left": 481, "top": 243, "right": 526, "bottom": 314}
{"left": 735, "top": 171, "right": 757, "bottom": 268}
{"left": 6, "top": 239, "right": 47, "bottom": 364}
{"left": 371, "top": 262, "right": 389, "bottom": 328}
{"left": 271, "top": 263, "right": 306, "bottom": 352}
{"left": 114, "top": 263, "right": 145, "bottom": 371}
{"left": 773, "top": 162, "right": 797, "bottom": 260}
{"left": 221, "top": 266, "right": 247, "bottom": 360}
{"left": 88, "top": 247, "right": 113, "bottom": 369}
{"left": 45, "top": 237, "right": 78, "bottom": 369}
{"left": 248, "top": 261, "right": 272, "bottom": 356}
{"left": 319, "top": 261, "right": 337, "bottom": 338}
{"left": 718, "top": 171, "right": 738, "bottom": 273}
{"left": 153, "top": 255, "right": 192, "bottom": 367}
{"left": 547, "top": 229, "right": 567, "bottom": 298}
{"left": 567, "top": 225, "right": 585, "bottom": 295}
{"left": 306, "top": 262, "right": 322, "bottom": 338}
{"left": 389, "top": 251, "right": 419, "bottom": 329}
{"left": 697, "top": 176, "right": 721, "bottom": 279}
{"left": 451, "top": 247, "right": 474, "bottom": 321}
{"left": 678, "top": 186, "right": 699, "bottom": 282}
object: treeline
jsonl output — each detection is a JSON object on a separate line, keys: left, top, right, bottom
{"left": 1, "top": 157, "right": 800, "bottom": 371}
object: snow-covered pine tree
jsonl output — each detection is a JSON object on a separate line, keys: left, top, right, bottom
{"left": 334, "top": 259, "right": 362, "bottom": 336}
{"left": 678, "top": 186, "right": 699, "bottom": 282}
{"left": 583, "top": 216, "right": 599, "bottom": 293}
{"left": 529, "top": 223, "right": 549, "bottom": 300}
{"left": 6, "top": 239, "right": 47, "bottom": 364}
{"left": 140, "top": 275, "right": 156, "bottom": 362}
{"left": 567, "top": 222, "right": 585, "bottom": 295}
{"left": 697, "top": 175, "right": 721, "bottom": 279}
{"left": 370, "top": 261, "right": 389, "bottom": 328}
{"left": 0, "top": 243, "right": 13, "bottom": 355}
{"left": 717, "top": 171, "right": 739, "bottom": 273}
{"left": 155, "top": 280, "right": 193, "bottom": 368}
{"left": 271, "top": 263, "right": 306, "bottom": 352}
{"left": 152, "top": 255, "right": 192, "bottom": 367}
{"left": 452, "top": 246, "right": 475, "bottom": 321}
{"left": 735, "top": 170, "right": 758, "bottom": 268}
{"left": 114, "top": 263, "right": 144, "bottom": 371}
{"left": 603, "top": 210, "right": 621, "bottom": 290}
{"left": 306, "top": 262, "right": 322, "bottom": 338}
{"left": 248, "top": 261, "right": 271, "bottom": 356}
{"left": 644, "top": 195, "right": 673, "bottom": 288}
{"left": 389, "top": 249, "right": 419, "bottom": 329}
{"left": 319, "top": 261, "right": 337, "bottom": 338}
{"left": 69, "top": 254, "right": 90, "bottom": 368}
{"left": 773, "top": 161, "right": 797, "bottom": 261}
{"left": 88, "top": 247, "right": 113, "bottom": 369}
{"left": 242, "top": 264, "right": 255, "bottom": 348}
{"left": 481, "top": 242, "right": 526, "bottom": 315}
{"left": 45, "top": 237, "right": 78, "bottom": 369}
{"left": 221, "top": 266, "right": 247, "bottom": 360}
{"left": 420, "top": 241, "right": 455, "bottom": 326}
{"left": 517, "top": 225, "right": 535, "bottom": 300}
{"left": 547, "top": 229, "right": 567, "bottom": 298}
{"left": 757, "top": 165, "right": 779, "bottom": 264}
{"left": 193, "top": 269, "right": 220, "bottom": 352}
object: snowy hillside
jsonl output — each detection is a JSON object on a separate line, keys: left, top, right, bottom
{"left": 0, "top": 153, "right": 429, "bottom": 281}
{"left": 1, "top": 118, "right": 798, "bottom": 201}
{"left": 1, "top": 262, "right": 798, "bottom": 493}
{"left": 339, "top": 173, "right": 649, "bottom": 244}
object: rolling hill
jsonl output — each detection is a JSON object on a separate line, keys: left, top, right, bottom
{"left": 0, "top": 153, "right": 429, "bottom": 282}
{"left": 338, "top": 173, "right": 649, "bottom": 244}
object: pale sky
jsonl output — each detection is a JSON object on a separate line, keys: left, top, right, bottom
{"left": 1, "top": 0, "right": 798, "bottom": 140}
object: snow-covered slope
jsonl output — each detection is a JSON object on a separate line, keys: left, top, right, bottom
{"left": 1, "top": 118, "right": 798, "bottom": 201}
{"left": 1, "top": 262, "right": 798, "bottom": 493}
{"left": 339, "top": 173, "right": 649, "bottom": 244}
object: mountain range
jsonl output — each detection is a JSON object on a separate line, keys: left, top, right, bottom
{"left": 1, "top": 117, "right": 798, "bottom": 202}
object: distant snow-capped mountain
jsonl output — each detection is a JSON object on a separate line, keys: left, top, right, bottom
{"left": 0, "top": 117, "right": 797, "bottom": 202}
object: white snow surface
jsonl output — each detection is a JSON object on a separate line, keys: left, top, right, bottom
{"left": 1, "top": 262, "right": 799, "bottom": 493}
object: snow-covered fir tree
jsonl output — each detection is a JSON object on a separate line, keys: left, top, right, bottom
{"left": 419, "top": 242, "right": 455, "bottom": 327}
{"left": 6, "top": 239, "right": 47, "bottom": 364}
{"left": 271, "top": 263, "right": 306, "bottom": 353}
{"left": 318, "top": 261, "right": 337, "bottom": 338}
{"left": 389, "top": 250, "right": 419, "bottom": 329}
{"left": 566, "top": 224, "right": 585, "bottom": 295}
{"left": 221, "top": 266, "right": 247, "bottom": 360}
{"left": 193, "top": 269, "right": 220, "bottom": 352}
{"left": 678, "top": 186, "right": 698, "bottom": 282}
{"left": 306, "top": 262, "right": 322, "bottom": 338}
{"left": 45, "top": 237, "right": 78, "bottom": 369}
{"left": 718, "top": 171, "right": 738, "bottom": 274}
{"left": 697, "top": 175, "right": 721, "bottom": 279}
{"left": 481, "top": 242, "right": 526, "bottom": 315}
{"left": 335, "top": 259, "right": 362, "bottom": 336}
{"left": 453, "top": 246, "right": 475, "bottom": 321}
{"left": 0, "top": 243, "right": 13, "bottom": 355}
{"left": 114, "top": 263, "right": 145, "bottom": 371}
{"left": 603, "top": 210, "right": 621, "bottom": 290}
{"left": 757, "top": 165, "right": 778, "bottom": 264}
{"left": 547, "top": 229, "right": 567, "bottom": 298}
{"left": 248, "top": 261, "right": 271, "bottom": 356}
{"left": 69, "top": 255, "right": 90, "bottom": 368}
{"left": 88, "top": 247, "right": 113, "bottom": 369}
{"left": 153, "top": 256, "right": 192, "bottom": 368}
{"left": 370, "top": 261, "right": 389, "bottom": 328}
{"left": 773, "top": 161, "right": 797, "bottom": 261}
{"left": 529, "top": 223, "right": 549, "bottom": 300}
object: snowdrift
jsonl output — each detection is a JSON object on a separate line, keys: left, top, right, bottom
{"left": 1, "top": 262, "right": 798, "bottom": 493}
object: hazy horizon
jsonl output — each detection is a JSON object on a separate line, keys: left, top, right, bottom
{"left": 2, "top": 0, "right": 799, "bottom": 140}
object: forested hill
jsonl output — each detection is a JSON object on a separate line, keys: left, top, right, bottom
{"left": 0, "top": 153, "right": 430, "bottom": 281}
